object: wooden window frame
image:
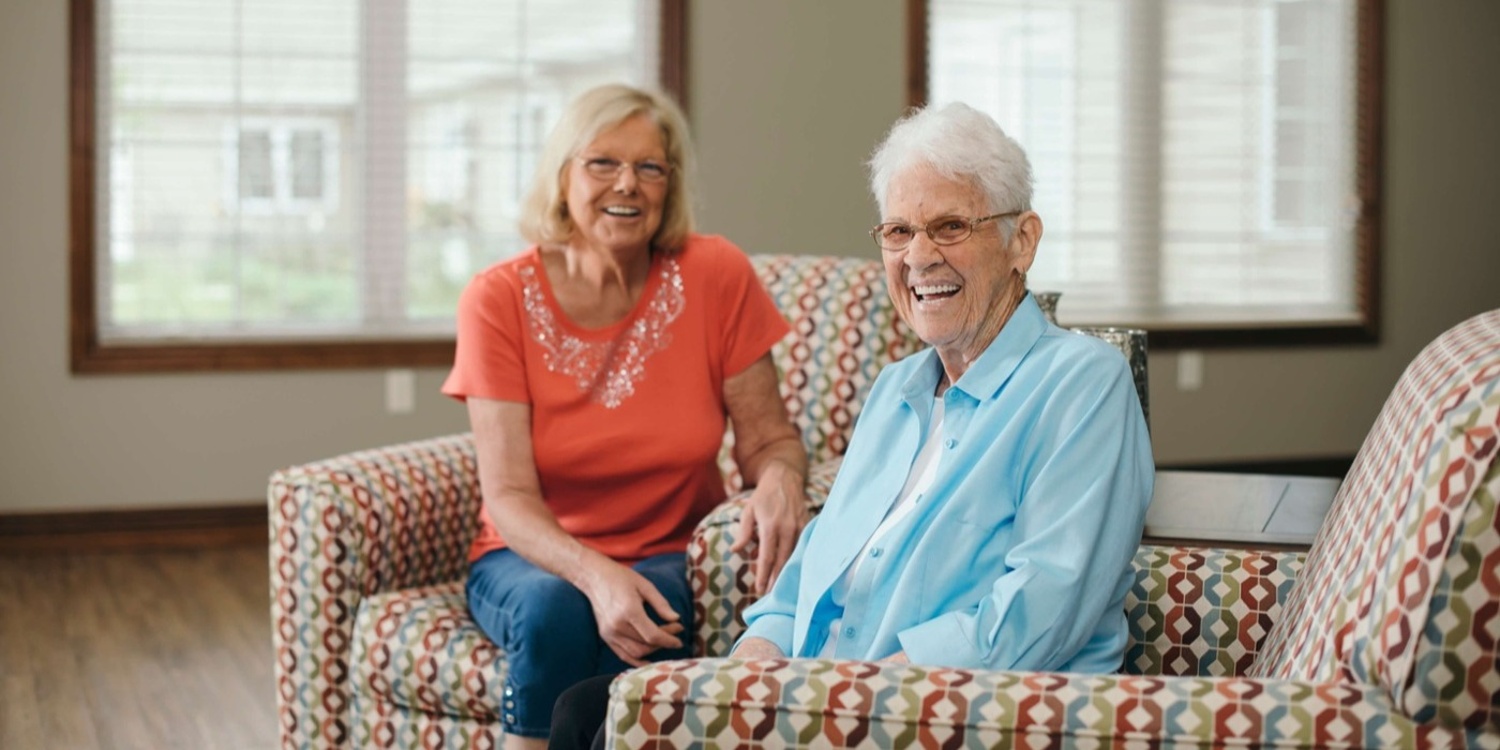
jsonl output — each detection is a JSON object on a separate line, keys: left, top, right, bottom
{"left": 906, "top": 0, "right": 1384, "bottom": 350}
{"left": 69, "top": 0, "right": 689, "bottom": 373}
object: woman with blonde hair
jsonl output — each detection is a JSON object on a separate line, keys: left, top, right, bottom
{"left": 443, "top": 83, "right": 809, "bottom": 749}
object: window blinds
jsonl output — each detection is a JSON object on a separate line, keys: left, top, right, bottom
{"left": 97, "top": 0, "right": 661, "bottom": 342}
{"left": 929, "top": 0, "right": 1360, "bottom": 328}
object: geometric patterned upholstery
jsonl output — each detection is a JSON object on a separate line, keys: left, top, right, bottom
{"left": 717, "top": 255, "right": 924, "bottom": 489}
{"left": 351, "top": 582, "right": 504, "bottom": 722}
{"left": 1123, "top": 545, "right": 1306, "bottom": 678}
{"left": 608, "top": 659, "right": 1472, "bottom": 749}
{"left": 270, "top": 434, "right": 484, "bottom": 749}
{"left": 608, "top": 309, "right": 1500, "bottom": 748}
{"left": 1252, "top": 310, "right": 1500, "bottom": 737}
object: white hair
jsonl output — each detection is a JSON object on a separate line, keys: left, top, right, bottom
{"left": 867, "top": 102, "right": 1033, "bottom": 219}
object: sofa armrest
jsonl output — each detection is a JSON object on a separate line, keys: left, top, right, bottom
{"left": 1126, "top": 544, "right": 1305, "bottom": 677}
{"left": 689, "top": 457, "right": 843, "bottom": 658}
{"left": 268, "top": 432, "right": 481, "bottom": 748}
{"left": 607, "top": 658, "right": 1464, "bottom": 748}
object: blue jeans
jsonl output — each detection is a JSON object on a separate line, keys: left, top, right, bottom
{"left": 465, "top": 548, "right": 693, "bottom": 739}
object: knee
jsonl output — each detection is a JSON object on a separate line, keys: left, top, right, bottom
{"left": 503, "top": 577, "right": 595, "bottom": 651}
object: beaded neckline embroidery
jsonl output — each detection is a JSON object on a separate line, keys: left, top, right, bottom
{"left": 519, "top": 257, "right": 685, "bottom": 408}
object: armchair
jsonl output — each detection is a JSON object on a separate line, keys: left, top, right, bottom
{"left": 268, "top": 255, "right": 924, "bottom": 749}
{"left": 607, "top": 310, "right": 1500, "bottom": 748}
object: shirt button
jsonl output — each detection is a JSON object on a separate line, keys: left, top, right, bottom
{"left": 869, "top": 548, "right": 882, "bottom": 558}
{"left": 505, "top": 713, "right": 516, "bottom": 723}
{"left": 505, "top": 700, "right": 514, "bottom": 709}
{"left": 945, "top": 438, "right": 957, "bottom": 449}
{"left": 504, "top": 686, "right": 514, "bottom": 697}
{"left": 843, "top": 626, "right": 856, "bottom": 638}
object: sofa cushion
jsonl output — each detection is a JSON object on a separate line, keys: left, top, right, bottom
{"left": 351, "top": 582, "right": 505, "bottom": 722}
{"left": 1124, "top": 546, "right": 1304, "bottom": 678}
{"left": 608, "top": 657, "right": 1462, "bottom": 748}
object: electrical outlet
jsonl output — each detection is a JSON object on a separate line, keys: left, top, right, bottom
{"left": 386, "top": 369, "right": 415, "bottom": 414}
{"left": 1177, "top": 351, "right": 1204, "bottom": 391}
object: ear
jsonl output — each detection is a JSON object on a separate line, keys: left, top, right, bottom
{"left": 1011, "top": 211, "right": 1043, "bottom": 274}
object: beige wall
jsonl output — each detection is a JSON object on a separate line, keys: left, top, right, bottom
{"left": 1, "top": 1, "right": 1497, "bottom": 513}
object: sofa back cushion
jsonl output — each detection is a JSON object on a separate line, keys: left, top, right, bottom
{"left": 1251, "top": 310, "right": 1500, "bottom": 735}
{"left": 1124, "top": 546, "right": 1305, "bottom": 678}
{"left": 718, "top": 255, "right": 924, "bottom": 487}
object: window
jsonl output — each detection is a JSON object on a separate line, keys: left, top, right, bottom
{"left": 228, "top": 121, "right": 339, "bottom": 213}
{"left": 912, "top": 0, "right": 1382, "bottom": 347}
{"left": 71, "top": 0, "right": 687, "bottom": 371}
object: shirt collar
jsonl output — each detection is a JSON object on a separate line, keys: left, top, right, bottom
{"left": 898, "top": 292, "right": 1049, "bottom": 404}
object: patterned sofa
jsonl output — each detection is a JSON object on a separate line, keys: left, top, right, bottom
{"left": 607, "top": 309, "right": 1500, "bottom": 749}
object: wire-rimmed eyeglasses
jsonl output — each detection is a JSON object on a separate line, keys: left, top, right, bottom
{"left": 576, "top": 156, "right": 672, "bottom": 183}
{"left": 869, "top": 211, "right": 1020, "bottom": 251}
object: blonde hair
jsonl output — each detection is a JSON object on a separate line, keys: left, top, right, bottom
{"left": 518, "top": 84, "right": 696, "bottom": 252}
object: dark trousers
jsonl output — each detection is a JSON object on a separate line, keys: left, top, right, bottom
{"left": 549, "top": 673, "right": 615, "bottom": 750}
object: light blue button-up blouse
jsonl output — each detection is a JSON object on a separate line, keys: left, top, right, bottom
{"left": 740, "top": 294, "right": 1154, "bottom": 672}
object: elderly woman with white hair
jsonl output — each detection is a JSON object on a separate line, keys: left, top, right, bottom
{"left": 548, "top": 102, "right": 1153, "bottom": 749}
{"left": 729, "top": 101, "right": 1155, "bottom": 670}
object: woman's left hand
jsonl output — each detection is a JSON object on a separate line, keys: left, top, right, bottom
{"left": 733, "top": 460, "right": 809, "bottom": 595}
{"left": 724, "top": 354, "right": 812, "bottom": 596}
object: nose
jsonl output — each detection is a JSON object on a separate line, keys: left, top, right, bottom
{"left": 611, "top": 164, "right": 639, "bottom": 192}
{"left": 903, "top": 233, "right": 944, "bottom": 271}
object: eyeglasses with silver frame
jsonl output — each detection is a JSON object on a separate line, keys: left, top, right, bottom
{"left": 576, "top": 156, "right": 672, "bottom": 183}
{"left": 869, "top": 211, "right": 1020, "bottom": 251}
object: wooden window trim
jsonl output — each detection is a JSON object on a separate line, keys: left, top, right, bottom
{"left": 69, "top": 0, "right": 689, "bottom": 373}
{"left": 905, "top": 0, "right": 1384, "bottom": 350}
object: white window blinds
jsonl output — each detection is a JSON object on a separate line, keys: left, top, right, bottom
{"left": 927, "top": 0, "right": 1365, "bottom": 330}
{"left": 96, "top": 0, "right": 664, "bottom": 343}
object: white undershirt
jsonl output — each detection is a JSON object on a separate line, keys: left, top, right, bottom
{"left": 820, "top": 397, "right": 946, "bottom": 656}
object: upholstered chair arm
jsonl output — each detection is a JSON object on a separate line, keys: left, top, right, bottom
{"left": 268, "top": 432, "right": 481, "bottom": 748}
{"left": 606, "top": 658, "right": 1467, "bottom": 748}
{"left": 1125, "top": 545, "right": 1305, "bottom": 678}
{"left": 689, "top": 457, "right": 843, "bottom": 658}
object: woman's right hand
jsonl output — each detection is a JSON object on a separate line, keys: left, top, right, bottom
{"left": 580, "top": 559, "right": 685, "bottom": 668}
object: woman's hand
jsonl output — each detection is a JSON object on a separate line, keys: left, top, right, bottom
{"left": 732, "top": 461, "right": 809, "bottom": 595}
{"left": 730, "top": 636, "right": 786, "bottom": 660}
{"left": 579, "top": 558, "right": 685, "bottom": 668}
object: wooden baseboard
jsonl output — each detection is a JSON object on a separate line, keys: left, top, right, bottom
{"left": 1157, "top": 455, "right": 1355, "bottom": 479}
{"left": 0, "top": 503, "right": 266, "bottom": 553}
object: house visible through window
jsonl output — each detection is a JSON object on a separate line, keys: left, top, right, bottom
{"left": 229, "top": 122, "right": 338, "bottom": 213}
{"left": 76, "top": 0, "right": 683, "bottom": 369}
{"left": 920, "top": 0, "right": 1378, "bottom": 344}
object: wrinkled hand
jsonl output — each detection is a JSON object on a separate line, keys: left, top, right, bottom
{"left": 730, "top": 636, "right": 786, "bottom": 660}
{"left": 582, "top": 561, "right": 685, "bottom": 668}
{"left": 731, "top": 463, "right": 809, "bottom": 596}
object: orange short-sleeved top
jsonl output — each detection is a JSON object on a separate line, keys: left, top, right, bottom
{"left": 442, "top": 234, "right": 790, "bottom": 564}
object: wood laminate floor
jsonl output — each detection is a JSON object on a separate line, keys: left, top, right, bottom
{"left": 0, "top": 544, "right": 277, "bottom": 750}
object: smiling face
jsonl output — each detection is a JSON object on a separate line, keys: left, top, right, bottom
{"left": 882, "top": 164, "right": 1038, "bottom": 371}
{"left": 563, "top": 114, "right": 669, "bottom": 257}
